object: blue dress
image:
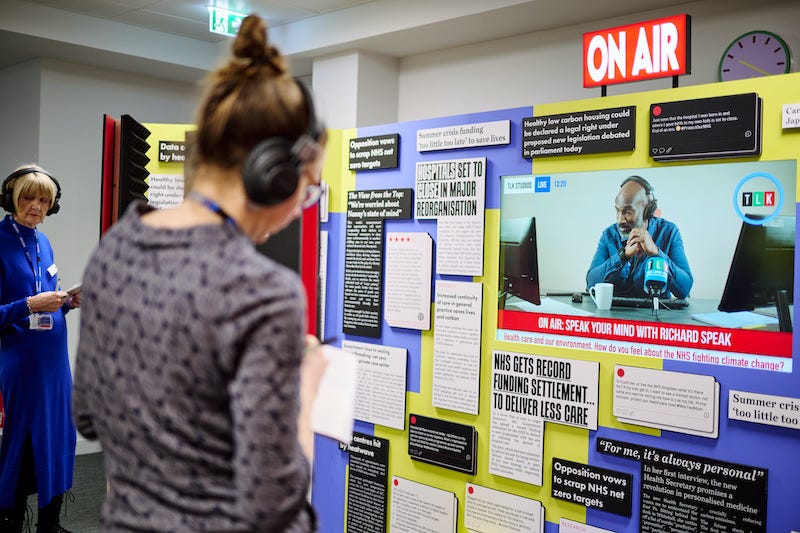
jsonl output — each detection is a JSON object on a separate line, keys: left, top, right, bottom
{"left": 0, "top": 214, "right": 75, "bottom": 508}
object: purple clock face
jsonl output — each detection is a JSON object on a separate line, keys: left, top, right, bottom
{"left": 720, "top": 31, "right": 790, "bottom": 81}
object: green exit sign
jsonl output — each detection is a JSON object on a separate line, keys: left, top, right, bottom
{"left": 208, "top": 7, "right": 247, "bottom": 37}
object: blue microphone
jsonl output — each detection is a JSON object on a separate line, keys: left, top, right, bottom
{"left": 644, "top": 256, "right": 668, "bottom": 297}
{"left": 644, "top": 257, "right": 668, "bottom": 318}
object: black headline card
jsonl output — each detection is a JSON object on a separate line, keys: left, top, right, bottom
{"left": 343, "top": 189, "right": 413, "bottom": 338}
{"left": 649, "top": 93, "right": 762, "bottom": 161}
{"left": 158, "top": 140, "right": 186, "bottom": 163}
{"left": 522, "top": 106, "right": 635, "bottom": 158}
{"left": 344, "top": 433, "right": 389, "bottom": 533}
{"left": 349, "top": 134, "right": 399, "bottom": 170}
{"left": 597, "top": 438, "right": 768, "bottom": 532}
{"left": 551, "top": 457, "right": 632, "bottom": 516}
{"left": 343, "top": 218, "right": 383, "bottom": 337}
{"left": 408, "top": 413, "right": 477, "bottom": 474}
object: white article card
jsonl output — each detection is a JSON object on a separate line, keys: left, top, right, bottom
{"left": 432, "top": 280, "right": 483, "bottom": 415}
{"left": 728, "top": 389, "right": 800, "bottom": 430}
{"left": 465, "top": 483, "right": 544, "bottom": 533}
{"left": 782, "top": 103, "right": 800, "bottom": 129}
{"left": 614, "top": 365, "right": 717, "bottom": 436}
{"left": 343, "top": 340, "right": 408, "bottom": 430}
{"left": 390, "top": 476, "right": 457, "bottom": 533}
{"left": 147, "top": 174, "right": 185, "bottom": 208}
{"left": 384, "top": 232, "right": 432, "bottom": 330}
{"left": 492, "top": 350, "right": 600, "bottom": 430}
{"left": 415, "top": 157, "right": 486, "bottom": 276}
{"left": 416, "top": 120, "right": 510, "bottom": 152}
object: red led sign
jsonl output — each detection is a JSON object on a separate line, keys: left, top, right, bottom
{"left": 583, "top": 14, "right": 691, "bottom": 88}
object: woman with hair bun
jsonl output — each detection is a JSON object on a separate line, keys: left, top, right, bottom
{"left": 73, "top": 14, "right": 327, "bottom": 532}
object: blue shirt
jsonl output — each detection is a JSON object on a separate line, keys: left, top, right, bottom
{"left": 586, "top": 217, "right": 693, "bottom": 299}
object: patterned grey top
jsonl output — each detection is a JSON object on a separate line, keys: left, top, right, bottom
{"left": 73, "top": 202, "right": 316, "bottom": 532}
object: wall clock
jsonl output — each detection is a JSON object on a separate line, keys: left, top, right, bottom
{"left": 719, "top": 30, "right": 791, "bottom": 82}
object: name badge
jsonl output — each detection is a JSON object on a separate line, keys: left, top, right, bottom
{"left": 29, "top": 313, "right": 53, "bottom": 331}
{"left": 47, "top": 263, "right": 58, "bottom": 278}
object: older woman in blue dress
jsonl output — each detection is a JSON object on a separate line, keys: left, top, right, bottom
{"left": 0, "top": 165, "right": 80, "bottom": 533}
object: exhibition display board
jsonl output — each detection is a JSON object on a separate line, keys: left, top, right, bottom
{"left": 135, "top": 74, "right": 800, "bottom": 532}
{"left": 311, "top": 73, "right": 800, "bottom": 532}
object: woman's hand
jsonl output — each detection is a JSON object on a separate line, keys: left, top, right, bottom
{"left": 67, "top": 290, "right": 82, "bottom": 309}
{"left": 297, "top": 335, "right": 329, "bottom": 461}
{"left": 28, "top": 290, "right": 69, "bottom": 313}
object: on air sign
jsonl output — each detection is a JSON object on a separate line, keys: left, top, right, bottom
{"left": 583, "top": 14, "right": 691, "bottom": 88}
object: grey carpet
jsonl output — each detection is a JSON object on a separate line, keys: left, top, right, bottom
{"left": 25, "top": 452, "right": 105, "bottom": 533}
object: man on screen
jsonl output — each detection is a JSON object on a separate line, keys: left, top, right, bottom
{"left": 586, "top": 176, "right": 693, "bottom": 298}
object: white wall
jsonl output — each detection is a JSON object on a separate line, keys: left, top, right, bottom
{"left": 397, "top": 0, "right": 800, "bottom": 121}
{"left": 0, "top": 61, "right": 41, "bottom": 167}
{"left": 313, "top": 51, "right": 361, "bottom": 129}
{"left": 15, "top": 59, "right": 197, "bottom": 453}
{"left": 0, "top": 58, "right": 197, "bottom": 449}
{"left": 356, "top": 51, "right": 399, "bottom": 128}
{"left": 33, "top": 59, "right": 198, "bottom": 367}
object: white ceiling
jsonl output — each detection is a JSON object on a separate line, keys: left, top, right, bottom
{"left": 2, "top": 0, "right": 702, "bottom": 83}
{"left": 23, "top": 0, "right": 376, "bottom": 42}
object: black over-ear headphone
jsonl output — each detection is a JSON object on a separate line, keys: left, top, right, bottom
{"left": 620, "top": 175, "right": 657, "bottom": 220}
{"left": 0, "top": 167, "right": 62, "bottom": 215}
{"left": 241, "top": 80, "right": 324, "bottom": 206}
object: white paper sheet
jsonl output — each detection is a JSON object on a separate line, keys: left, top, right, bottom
{"left": 311, "top": 344, "right": 358, "bottom": 443}
{"left": 385, "top": 232, "right": 432, "bottom": 330}
{"left": 432, "top": 280, "right": 483, "bottom": 414}
{"left": 343, "top": 340, "right": 408, "bottom": 430}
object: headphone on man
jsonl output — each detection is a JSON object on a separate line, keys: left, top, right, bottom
{"left": 241, "top": 80, "right": 324, "bottom": 206}
{"left": 620, "top": 175, "right": 657, "bottom": 220}
{"left": 0, "top": 167, "right": 62, "bottom": 215}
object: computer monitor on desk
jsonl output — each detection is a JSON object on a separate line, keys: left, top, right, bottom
{"left": 499, "top": 217, "right": 540, "bottom": 306}
{"left": 718, "top": 215, "right": 795, "bottom": 321}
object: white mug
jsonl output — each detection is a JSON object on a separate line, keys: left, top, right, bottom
{"left": 589, "top": 282, "right": 614, "bottom": 310}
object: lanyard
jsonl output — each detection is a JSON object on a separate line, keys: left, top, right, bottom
{"left": 10, "top": 218, "right": 43, "bottom": 294}
{"left": 188, "top": 191, "right": 240, "bottom": 231}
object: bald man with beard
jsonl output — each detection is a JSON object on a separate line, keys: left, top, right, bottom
{"left": 586, "top": 176, "right": 693, "bottom": 299}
